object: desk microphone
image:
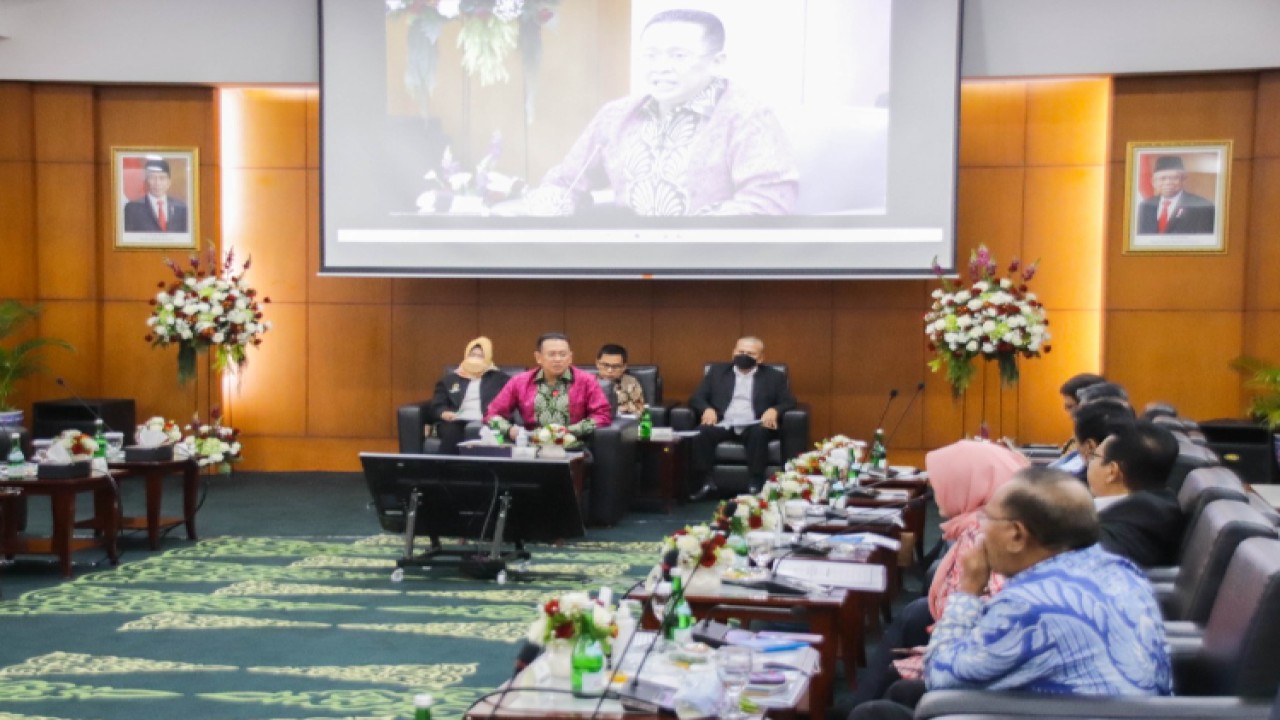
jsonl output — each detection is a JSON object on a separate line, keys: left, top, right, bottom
{"left": 885, "top": 382, "right": 926, "bottom": 449}
{"left": 55, "top": 377, "right": 113, "bottom": 433}
{"left": 874, "top": 388, "right": 900, "bottom": 431}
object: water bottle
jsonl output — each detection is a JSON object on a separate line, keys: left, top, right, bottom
{"left": 412, "top": 693, "right": 433, "bottom": 720}
{"left": 93, "top": 418, "right": 107, "bottom": 459}
{"left": 7, "top": 433, "right": 24, "bottom": 476}
{"left": 638, "top": 406, "right": 652, "bottom": 441}
{"left": 870, "top": 428, "right": 887, "bottom": 472}
{"left": 671, "top": 576, "right": 695, "bottom": 645}
{"left": 571, "top": 618, "right": 606, "bottom": 696}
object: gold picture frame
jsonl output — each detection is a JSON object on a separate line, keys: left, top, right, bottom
{"left": 1123, "top": 140, "right": 1230, "bottom": 254}
{"left": 111, "top": 146, "right": 199, "bottom": 250}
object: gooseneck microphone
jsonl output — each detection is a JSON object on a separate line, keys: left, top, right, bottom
{"left": 885, "top": 382, "right": 926, "bottom": 449}
{"left": 874, "top": 388, "right": 900, "bottom": 431}
{"left": 55, "top": 377, "right": 113, "bottom": 433}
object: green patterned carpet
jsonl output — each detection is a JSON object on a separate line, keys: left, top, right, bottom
{"left": 0, "top": 533, "right": 665, "bottom": 720}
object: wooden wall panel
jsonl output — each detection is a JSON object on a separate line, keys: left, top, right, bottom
{"left": 243, "top": 437, "right": 396, "bottom": 472}
{"left": 1025, "top": 79, "right": 1110, "bottom": 167}
{"left": 652, "top": 307, "right": 742, "bottom": 403}
{"left": 22, "top": 300, "right": 96, "bottom": 411}
{"left": 955, "top": 167, "right": 1025, "bottom": 265}
{"left": 390, "top": 304, "right": 480, "bottom": 410}
{"left": 306, "top": 303, "right": 392, "bottom": 438}
{"left": 1106, "top": 310, "right": 1242, "bottom": 419}
{"left": 564, "top": 306, "right": 653, "bottom": 365}
{"left": 101, "top": 300, "right": 205, "bottom": 423}
{"left": 1246, "top": 158, "right": 1280, "bottom": 310}
{"left": 95, "top": 86, "right": 216, "bottom": 152}
{"left": 1257, "top": 72, "right": 1280, "bottom": 159}
{"left": 1243, "top": 312, "right": 1280, "bottom": 366}
{"left": 31, "top": 86, "right": 94, "bottom": 163}
{"left": 958, "top": 81, "right": 1027, "bottom": 167}
{"left": 1022, "top": 166, "right": 1106, "bottom": 310}
{"left": 476, "top": 304, "right": 567, "bottom": 368}
{"left": 34, "top": 162, "right": 97, "bottom": 300}
{"left": 394, "top": 278, "right": 480, "bottom": 306}
{"left": 1017, "top": 309, "right": 1102, "bottom": 444}
{"left": 831, "top": 310, "right": 926, "bottom": 450}
{"left": 306, "top": 90, "right": 320, "bottom": 169}
{"left": 223, "top": 168, "right": 309, "bottom": 303}
{"left": 221, "top": 89, "right": 307, "bottom": 170}
{"left": 832, "top": 280, "right": 924, "bottom": 310}
{"left": 750, "top": 308, "right": 836, "bottom": 439}
{"left": 1111, "top": 74, "right": 1257, "bottom": 159}
{"left": 0, "top": 162, "right": 37, "bottom": 300}
{"left": 564, "top": 281, "right": 654, "bottom": 310}
{"left": 0, "top": 84, "right": 33, "bottom": 161}
{"left": 229, "top": 302, "right": 308, "bottom": 437}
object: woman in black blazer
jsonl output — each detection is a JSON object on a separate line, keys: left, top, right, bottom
{"left": 430, "top": 337, "right": 510, "bottom": 454}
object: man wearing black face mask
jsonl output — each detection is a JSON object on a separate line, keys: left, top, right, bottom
{"left": 688, "top": 336, "right": 797, "bottom": 499}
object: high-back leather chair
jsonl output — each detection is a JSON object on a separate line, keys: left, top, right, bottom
{"left": 1167, "top": 443, "right": 1220, "bottom": 495}
{"left": 668, "top": 363, "right": 810, "bottom": 495}
{"left": 574, "top": 364, "right": 671, "bottom": 423}
{"left": 1178, "top": 467, "right": 1249, "bottom": 549}
{"left": 1156, "top": 500, "right": 1277, "bottom": 625}
{"left": 396, "top": 364, "right": 526, "bottom": 454}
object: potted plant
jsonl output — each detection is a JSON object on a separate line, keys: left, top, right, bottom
{"left": 0, "top": 300, "right": 73, "bottom": 427}
{"left": 1232, "top": 356, "right": 1280, "bottom": 429}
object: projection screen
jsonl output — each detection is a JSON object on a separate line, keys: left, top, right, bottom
{"left": 320, "top": 0, "right": 962, "bottom": 278}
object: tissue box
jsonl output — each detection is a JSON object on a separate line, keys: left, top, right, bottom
{"left": 37, "top": 460, "right": 92, "bottom": 479}
{"left": 124, "top": 445, "right": 175, "bottom": 462}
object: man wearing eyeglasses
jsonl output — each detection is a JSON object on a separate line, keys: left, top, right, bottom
{"left": 595, "top": 344, "right": 645, "bottom": 416}
{"left": 484, "top": 333, "right": 613, "bottom": 441}
{"left": 524, "top": 8, "right": 797, "bottom": 217}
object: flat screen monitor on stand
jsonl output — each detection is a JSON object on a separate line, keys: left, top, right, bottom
{"left": 360, "top": 452, "right": 586, "bottom": 579}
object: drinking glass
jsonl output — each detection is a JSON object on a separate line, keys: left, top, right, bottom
{"left": 649, "top": 581, "right": 672, "bottom": 650}
{"left": 715, "top": 645, "right": 754, "bottom": 719}
{"left": 747, "top": 532, "right": 774, "bottom": 572}
{"left": 105, "top": 432, "right": 125, "bottom": 460}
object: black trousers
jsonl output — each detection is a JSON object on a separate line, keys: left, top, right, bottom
{"left": 434, "top": 420, "right": 468, "bottom": 455}
{"left": 691, "top": 424, "right": 776, "bottom": 487}
{"left": 847, "top": 680, "right": 926, "bottom": 720}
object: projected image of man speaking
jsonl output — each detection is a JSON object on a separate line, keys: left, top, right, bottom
{"left": 522, "top": 8, "right": 798, "bottom": 217}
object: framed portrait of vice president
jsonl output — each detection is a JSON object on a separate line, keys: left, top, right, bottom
{"left": 1123, "top": 140, "right": 1231, "bottom": 255}
{"left": 112, "top": 147, "right": 199, "bottom": 250}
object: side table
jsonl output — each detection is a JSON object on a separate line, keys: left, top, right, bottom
{"left": 106, "top": 458, "right": 201, "bottom": 549}
{"left": 0, "top": 473, "right": 121, "bottom": 578}
{"left": 634, "top": 436, "right": 689, "bottom": 513}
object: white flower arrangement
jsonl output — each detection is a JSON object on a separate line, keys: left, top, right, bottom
{"left": 926, "top": 245, "right": 1051, "bottom": 395}
{"left": 138, "top": 416, "right": 183, "bottom": 444}
{"left": 662, "top": 524, "right": 735, "bottom": 572}
{"left": 530, "top": 423, "right": 579, "bottom": 449}
{"left": 761, "top": 471, "right": 815, "bottom": 502}
{"left": 175, "top": 411, "right": 242, "bottom": 472}
{"left": 54, "top": 430, "right": 97, "bottom": 461}
{"left": 526, "top": 591, "right": 616, "bottom": 648}
{"left": 714, "top": 495, "right": 781, "bottom": 535}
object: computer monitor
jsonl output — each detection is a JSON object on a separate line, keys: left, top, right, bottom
{"left": 360, "top": 452, "right": 587, "bottom": 544}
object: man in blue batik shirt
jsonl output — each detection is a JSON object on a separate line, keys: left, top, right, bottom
{"left": 851, "top": 467, "right": 1170, "bottom": 720}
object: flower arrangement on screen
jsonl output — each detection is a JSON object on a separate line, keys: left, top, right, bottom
{"left": 713, "top": 495, "right": 780, "bottom": 536}
{"left": 386, "top": 0, "right": 560, "bottom": 109}
{"left": 145, "top": 248, "right": 271, "bottom": 385}
{"left": 925, "top": 245, "right": 1051, "bottom": 396}
{"left": 761, "top": 472, "right": 814, "bottom": 502}
{"left": 526, "top": 591, "right": 617, "bottom": 648}
{"left": 662, "top": 524, "right": 733, "bottom": 571}
{"left": 415, "top": 132, "right": 526, "bottom": 214}
{"left": 529, "top": 423, "right": 580, "bottom": 449}
{"left": 176, "top": 410, "right": 242, "bottom": 473}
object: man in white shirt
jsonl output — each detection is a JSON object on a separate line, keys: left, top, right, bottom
{"left": 687, "top": 336, "right": 797, "bottom": 499}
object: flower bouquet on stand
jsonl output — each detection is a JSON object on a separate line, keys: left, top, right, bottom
{"left": 176, "top": 410, "right": 242, "bottom": 474}
{"left": 925, "top": 245, "right": 1051, "bottom": 397}
{"left": 145, "top": 247, "right": 271, "bottom": 385}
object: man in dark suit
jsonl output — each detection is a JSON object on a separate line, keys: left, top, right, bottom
{"left": 688, "top": 336, "right": 797, "bottom": 499}
{"left": 1089, "top": 420, "right": 1184, "bottom": 567}
{"left": 1136, "top": 155, "right": 1215, "bottom": 235}
{"left": 123, "top": 156, "right": 189, "bottom": 233}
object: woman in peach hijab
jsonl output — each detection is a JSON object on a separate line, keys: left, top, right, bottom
{"left": 429, "top": 337, "right": 510, "bottom": 454}
{"left": 843, "top": 439, "right": 1029, "bottom": 710}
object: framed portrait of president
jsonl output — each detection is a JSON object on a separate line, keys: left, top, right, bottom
{"left": 1123, "top": 140, "right": 1231, "bottom": 255}
{"left": 112, "top": 147, "right": 199, "bottom": 250}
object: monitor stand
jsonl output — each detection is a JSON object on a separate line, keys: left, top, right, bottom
{"left": 397, "top": 489, "right": 530, "bottom": 580}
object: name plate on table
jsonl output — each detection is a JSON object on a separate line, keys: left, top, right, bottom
{"left": 125, "top": 445, "right": 175, "bottom": 462}
{"left": 775, "top": 557, "right": 887, "bottom": 592}
{"left": 649, "top": 427, "right": 674, "bottom": 441}
{"left": 457, "top": 441, "right": 512, "bottom": 458}
{"left": 843, "top": 507, "right": 906, "bottom": 526}
{"left": 37, "top": 460, "right": 91, "bottom": 479}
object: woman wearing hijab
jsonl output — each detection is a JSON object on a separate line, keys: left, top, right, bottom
{"left": 429, "top": 337, "right": 510, "bottom": 454}
{"left": 839, "top": 439, "right": 1028, "bottom": 715}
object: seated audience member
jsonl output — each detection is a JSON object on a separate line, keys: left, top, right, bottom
{"left": 429, "top": 337, "right": 511, "bottom": 454}
{"left": 595, "top": 343, "right": 646, "bottom": 416}
{"left": 1048, "top": 373, "right": 1107, "bottom": 473}
{"left": 840, "top": 440, "right": 1028, "bottom": 710}
{"left": 484, "top": 333, "right": 612, "bottom": 441}
{"left": 1077, "top": 381, "right": 1130, "bottom": 408}
{"left": 1089, "top": 421, "right": 1183, "bottom": 567}
{"left": 1069, "top": 400, "right": 1137, "bottom": 482}
{"left": 688, "top": 336, "right": 797, "bottom": 499}
{"left": 852, "top": 468, "right": 1171, "bottom": 720}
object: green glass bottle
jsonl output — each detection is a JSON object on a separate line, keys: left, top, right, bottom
{"left": 7, "top": 432, "right": 24, "bottom": 475}
{"left": 93, "top": 419, "right": 107, "bottom": 459}
{"left": 870, "top": 427, "right": 887, "bottom": 472}
{"left": 412, "top": 693, "right": 433, "bottom": 720}
{"left": 672, "top": 578, "right": 695, "bottom": 645}
{"left": 570, "top": 618, "right": 606, "bottom": 696}
{"left": 638, "top": 406, "right": 652, "bottom": 441}
{"left": 664, "top": 574, "right": 684, "bottom": 641}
